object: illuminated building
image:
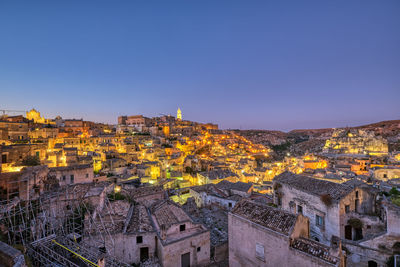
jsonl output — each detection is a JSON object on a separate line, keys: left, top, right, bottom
{"left": 323, "top": 129, "right": 388, "bottom": 156}
{"left": 26, "top": 108, "right": 54, "bottom": 124}
{"left": 177, "top": 108, "right": 182, "bottom": 121}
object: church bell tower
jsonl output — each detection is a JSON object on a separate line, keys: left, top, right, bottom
{"left": 177, "top": 108, "right": 182, "bottom": 121}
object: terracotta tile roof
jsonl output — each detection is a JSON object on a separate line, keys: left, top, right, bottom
{"left": 231, "top": 199, "right": 297, "bottom": 236}
{"left": 291, "top": 237, "right": 338, "bottom": 265}
{"left": 274, "top": 172, "right": 353, "bottom": 201}
{"left": 190, "top": 184, "right": 228, "bottom": 198}
{"left": 129, "top": 185, "right": 164, "bottom": 199}
{"left": 216, "top": 180, "right": 252, "bottom": 192}
{"left": 151, "top": 200, "right": 191, "bottom": 228}
{"left": 199, "top": 169, "right": 237, "bottom": 180}
{"left": 125, "top": 204, "right": 154, "bottom": 233}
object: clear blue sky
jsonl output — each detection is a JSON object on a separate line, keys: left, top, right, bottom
{"left": 0, "top": 1, "right": 399, "bottom": 131}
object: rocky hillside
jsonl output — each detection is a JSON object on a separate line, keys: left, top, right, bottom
{"left": 234, "top": 119, "right": 400, "bottom": 159}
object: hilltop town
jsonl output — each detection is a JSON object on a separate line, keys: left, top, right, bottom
{"left": 0, "top": 109, "right": 400, "bottom": 267}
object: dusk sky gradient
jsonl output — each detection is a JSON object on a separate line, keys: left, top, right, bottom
{"left": 0, "top": 1, "right": 399, "bottom": 131}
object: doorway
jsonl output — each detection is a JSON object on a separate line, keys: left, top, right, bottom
{"left": 181, "top": 252, "right": 190, "bottom": 267}
{"left": 140, "top": 247, "right": 149, "bottom": 262}
{"left": 345, "top": 225, "right": 352, "bottom": 240}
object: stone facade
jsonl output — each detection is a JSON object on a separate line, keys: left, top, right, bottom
{"left": 49, "top": 164, "right": 94, "bottom": 186}
{"left": 274, "top": 172, "right": 380, "bottom": 244}
{"left": 229, "top": 199, "right": 342, "bottom": 267}
{"left": 323, "top": 129, "right": 388, "bottom": 156}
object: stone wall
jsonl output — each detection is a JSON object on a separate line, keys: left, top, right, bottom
{"left": 279, "top": 184, "right": 341, "bottom": 244}
{"left": 85, "top": 232, "right": 157, "bottom": 265}
{"left": 228, "top": 213, "right": 336, "bottom": 267}
{"left": 158, "top": 231, "right": 210, "bottom": 267}
{"left": 0, "top": 241, "right": 27, "bottom": 267}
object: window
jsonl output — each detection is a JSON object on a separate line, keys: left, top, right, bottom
{"left": 86, "top": 173, "right": 89, "bottom": 178}
{"left": 297, "top": 205, "right": 303, "bottom": 214}
{"left": 255, "top": 243, "right": 265, "bottom": 261}
{"left": 1, "top": 154, "right": 7, "bottom": 163}
{"left": 180, "top": 224, "right": 186, "bottom": 232}
{"left": 62, "top": 175, "right": 66, "bottom": 181}
{"left": 70, "top": 175, "right": 74, "bottom": 183}
{"left": 316, "top": 215, "right": 324, "bottom": 227}
{"left": 228, "top": 202, "right": 232, "bottom": 208}
{"left": 345, "top": 205, "right": 350, "bottom": 213}
{"left": 355, "top": 191, "right": 359, "bottom": 198}
{"left": 383, "top": 174, "right": 387, "bottom": 178}
{"left": 197, "top": 247, "right": 201, "bottom": 252}
{"left": 136, "top": 236, "right": 143, "bottom": 244}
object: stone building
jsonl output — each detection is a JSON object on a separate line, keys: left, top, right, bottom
{"left": 189, "top": 184, "right": 236, "bottom": 209}
{"left": 197, "top": 169, "right": 239, "bottom": 185}
{"left": 229, "top": 199, "right": 343, "bottom": 267}
{"left": 85, "top": 198, "right": 210, "bottom": 267}
{"left": 0, "top": 241, "right": 27, "bottom": 267}
{"left": 342, "top": 200, "right": 400, "bottom": 267}
{"left": 0, "top": 121, "right": 29, "bottom": 142}
{"left": 49, "top": 164, "right": 94, "bottom": 186}
{"left": 0, "top": 165, "right": 49, "bottom": 201}
{"left": 84, "top": 200, "right": 157, "bottom": 265}
{"left": 273, "top": 172, "right": 380, "bottom": 245}
{"left": 150, "top": 200, "right": 210, "bottom": 267}
{"left": 216, "top": 180, "right": 253, "bottom": 197}
{"left": 323, "top": 129, "right": 388, "bottom": 156}
{"left": 128, "top": 185, "right": 165, "bottom": 207}
{"left": 28, "top": 127, "right": 59, "bottom": 139}
{"left": 1, "top": 143, "right": 48, "bottom": 166}
{"left": 370, "top": 166, "right": 400, "bottom": 181}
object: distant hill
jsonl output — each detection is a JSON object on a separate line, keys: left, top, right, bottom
{"left": 234, "top": 119, "right": 400, "bottom": 158}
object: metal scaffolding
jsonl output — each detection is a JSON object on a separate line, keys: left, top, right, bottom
{"left": 0, "top": 184, "right": 130, "bottom": 267}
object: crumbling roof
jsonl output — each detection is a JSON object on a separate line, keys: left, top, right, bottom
{"left": 50, "top": 164, "right": 93, "bottom": 172}
{"left": 290, "top": 237, "right": 338, "bottom": 265}
{"left": 216, "top": 180, "right": 252, "bottom": 192}
{"left": 86, "top": 200, "right": 130, "bottom": 234}
{"left": 199, "top": 169, "right": 237, "bottom": 180}
{"left": 151, "top": 200, "right": 191, "bottom": 228}
{"left": 125, "top": 204, "right": 154, "bottom": 234}
{"left": 274, "top": 172, "right": 353, "bottom": 201}
{"left": 84, "top": 186, "right": 105, "bottom": 198}
{"left": 231, "top": 199, "right": 297, "bottom": 236}
{"left": 190, "top": 184, "right": 228, "bottom": 198}
{"left": 129, "top": 185, "right": 164, "bottom": 199}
